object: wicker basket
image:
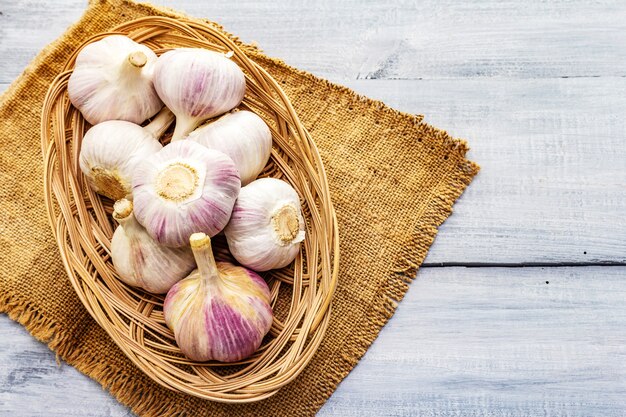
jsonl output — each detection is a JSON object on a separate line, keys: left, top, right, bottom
{"left": 40, "top": 16, "right": 339, "bottom": 403}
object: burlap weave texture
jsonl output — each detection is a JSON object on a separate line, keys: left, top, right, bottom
{"left": 0, "top": 0, "right": 479, "bottom": 415}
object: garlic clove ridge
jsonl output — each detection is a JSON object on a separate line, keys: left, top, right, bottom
{"left": 78, "top": 107, "right": 174, "bottom": 201}
{"left": 224, "top": 178, "right": 305, "bottom": 271}
{"left": 132, "top": 140, "right": 241, "bottom": 247}
{"left": 111, "top": 199, "right": 196, "bottom": 294}
{"left": 188, "top": 110, "right": 272, "bottom": 185}
{"left": 153, "top": 48, "right": 246, "bottom": 141}
{"left": 68, "top": 35, "right": 163, "bottom": 125}
{"left": 164, "top": 233, "right": 273, "bottom": 362}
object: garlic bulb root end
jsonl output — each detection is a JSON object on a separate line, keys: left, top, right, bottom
{"left": 91, "top": 167, "right": 128, "bottom": 201}
{"left": 132, "top": 141, "right": 240, "bottom": 247}
{"left": 272, "top": 204, "right": 300, "bottom": 245}
{"left": 155, "top": 162, "right": 199, "bottom": 201}
{"left": 224, "top": 178, "right": 305, "bottom": 271}
{"left": 113, "top": 198, "right": 133, "bottom": 220}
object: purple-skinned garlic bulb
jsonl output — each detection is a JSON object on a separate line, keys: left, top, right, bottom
{"left": 224, "top": 178, "right": 305, "bottom": 271}
{"left": 132, "top": 140, "right": 240, "bottom": 247}
{"left": 188, "top": 110, "right": 272, "bottom": 185}
{"left": 79, "top": 107, "right": 174, "bottom": 201}
{"left": 68, "top": 35, "right": 163, "bottom": 125}
{"left": 153, "top": 48, "right": 246, "bottom": 141}
{"left": 110, "top": 199, "right": 195, "bottom": 294}
{"left": 164, "top": 233, "right": 273, "bottom": 362}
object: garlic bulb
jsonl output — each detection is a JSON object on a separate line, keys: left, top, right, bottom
{"left": 111, "top": 199, "right": 195, "bottom": 294}
{"left": 224, "top": 178, "right": 305, "bottom": 271}
{"left": 132, "top": 140, "right": 240, "bottom": 247}
{"left": 153, "top": 48, "right": 246, "bottom": 141}
{"left": 188, "top": 110, "right": 272, "bottom": 185}
{"left": 79, "top": 107, "right": 174, "bottom": 201}
{"left": 164, "top": 233, "right": 273, "bottom": 362}
{"left": 68, "top": 35, "right": 163, "bottom": 125}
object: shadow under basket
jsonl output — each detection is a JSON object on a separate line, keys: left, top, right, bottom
{"left": 40, "top": 16, "right": 339, "bottom": 403}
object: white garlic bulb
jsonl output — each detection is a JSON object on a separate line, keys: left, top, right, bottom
{"left": 79, "top": 107, "right": 174, "bottom": 201}
{"left": 224, "top": 178, "right": 305, "bottom": 271}
{"left": 132, "top": 140, "right": 241, "bottom": 248}
{"left": 188, "top": 110, "right": 272, "bottom": 186}
{"left": 111, "top": 199, "right": 195, "bottom": 294}
{"left": 68, "top": 35, "right": 163, "bottom": 125}
{"left": 153, "top": 48, "right": 246, "bottom": 141}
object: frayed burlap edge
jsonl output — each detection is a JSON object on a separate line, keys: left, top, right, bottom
{"left": 0, "top": 0, "right": 479, "bottom": 415}
{"left": 0, "top": 157, "right": 477, "bottom": 417}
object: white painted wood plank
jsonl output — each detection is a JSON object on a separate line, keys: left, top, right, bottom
{"left": 0, "top": 1, "right": 84, "bottom": 84}
{"left": 320, "top": 266, "right": 626, "bottom": 416}
{"left": 0, "top": 317, "right": 132, "bottom": 416}
{"left": 2, "top": 0, "right": 626, "bottom": 84}
{"left": 1, "top": 1, "right": 625, "bottom": 415}
{"left": 338, "top": 78, "right": 626, "bottom": 265}
{"left": 5, "top": 76, "right": 624, "bottom": 263}
{"left": 2, "top": 266, "right": 626, "bottom": 416}
{"left": 152, "top": 0, "right": 626, "bottom": 81}
{"left": 2, "top": 1, "right": 625, "bottom": 264}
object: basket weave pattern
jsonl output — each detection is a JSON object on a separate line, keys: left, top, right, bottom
{"left": 40, "top": 17, "right": 339, "bottom": 403}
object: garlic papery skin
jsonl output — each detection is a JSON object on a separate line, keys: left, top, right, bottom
{"left": 224, "top": 178, "right": 305, "bottom": 271}
{"left": 153, "top": 48, "right": 246, "bottom": 141}
{"left": 111, "top": 199, "right": 195, "bottom": 294}
{"left": 78, "top": 107, "right": 174, "bottom": 201}
{"left": 132, "top": 140, "right": 240, "bottom": 247}
{"left": 164, "top": 233, "right": 273, "bottom": 362}
{"left": 68, "top": 35, "right": 163, "bottom": 125}
{"left": 188, "top": 110, "right": 272, "bottom": 185}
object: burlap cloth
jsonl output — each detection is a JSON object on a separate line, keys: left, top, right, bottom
{"left": 0, "top": 0, "right": 479, "bottom": 415}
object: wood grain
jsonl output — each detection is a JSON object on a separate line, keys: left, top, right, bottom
{"left": 320, "top": 266, "right": 626, "bottom": 416}
{"left": 2, "top": 0, "right": 626, "bottom": 83}
{"left": 0, "top": 316, "right": 132, "bottom": 416}
{"left": 1, "top": 0, "right": 625, "bottom": 416}
{"left": 0, "top": 1, "right": 84, "bottom": 84}
{"left": 340, "top": 78, "right": 626, "bottom": 265}
{"left": 1, "top": 1, "right": 624, "bottom": 264}
{"left": 2, "top": 267, "right": 625, "bottom": 416}
{"left": 152, "top": 0, "right": 626, "bottom": 81}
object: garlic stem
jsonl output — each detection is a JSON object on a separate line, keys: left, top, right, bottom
{"left": 190, "top": 233, "right": 219, "bottom": 285}
{"left": 113, "top": 199, "right": 133, "bottom": 220}
{"left": 112, "top": 199, "right": 142, "bottom": 232}
{"left": 128, "top": 51, "right": 148, "bottom": 68}
{"left": 171, "top": 115, "right": 200, "bottom": 142}
{"left": 143, "top": 107, "right": 175, "bottom": 138}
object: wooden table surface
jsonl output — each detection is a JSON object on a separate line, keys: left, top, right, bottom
{"left": 1, "top": 1, "right": 625, "bottom": 415}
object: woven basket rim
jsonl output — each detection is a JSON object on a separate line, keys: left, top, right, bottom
{"left": 40, "top": 16, "right": 339, "bottom": 403}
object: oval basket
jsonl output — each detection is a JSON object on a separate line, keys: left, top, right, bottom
{"left": 40, "top": 16, "right": 339, "bottom": 403}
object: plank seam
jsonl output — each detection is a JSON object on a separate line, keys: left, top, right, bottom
{"left": 422, "top": 261, "right": 626, "bottom": 268}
